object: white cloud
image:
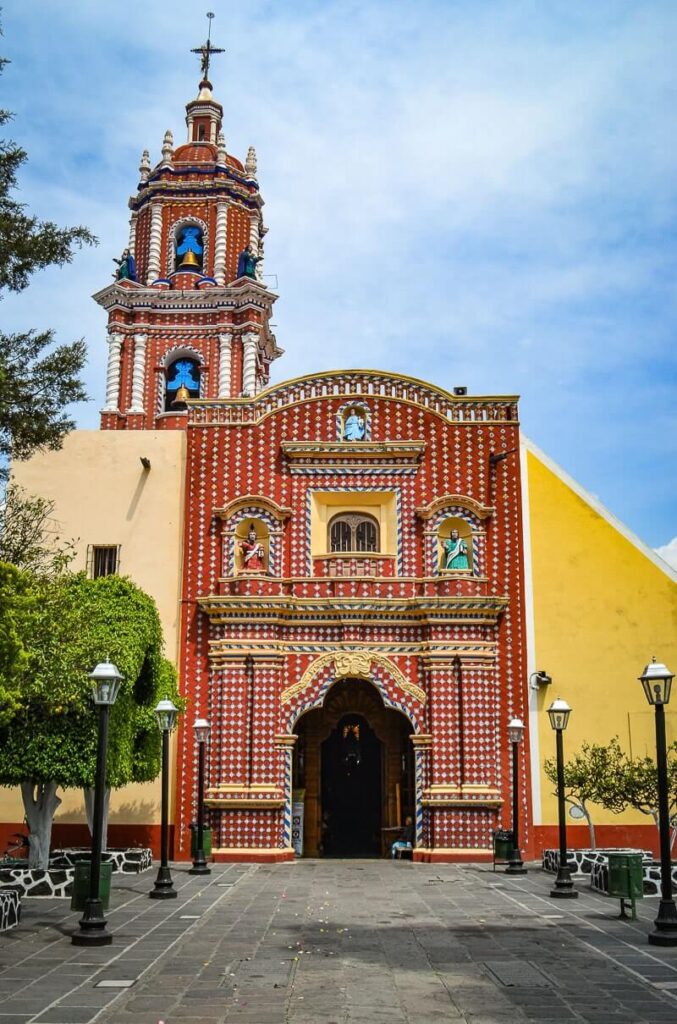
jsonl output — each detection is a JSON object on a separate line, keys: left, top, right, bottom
{"left": 655, "top": 538, "right": 677, "bottom": 573}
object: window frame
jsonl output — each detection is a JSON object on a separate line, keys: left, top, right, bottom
{"left": 328, "top": 512, "right": 380, "bottom": 553}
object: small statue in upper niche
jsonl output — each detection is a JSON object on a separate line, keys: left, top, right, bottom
{"left": 237, "top": 245, "right": 262, "bottom": 279}
{"left": 239, "top": 524, "right": 266, "bottom": 572}
{"left": 343, "top": 407, "right": 365, "bottom": 441}
{"left": 113, "top": 249, "right": 137, "bottom": 281}
{"left": 442, "top": 529, "right": 470, "bottom": 570}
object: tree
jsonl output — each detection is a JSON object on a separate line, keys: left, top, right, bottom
{"left": 0, "top": 46, "right": 95, "bottom": 476}
{"left": 544, "top": 738, "right": 627, "bottom": 850}
{"left": 605, "top": 745, "right": 677, "bottom": 844}
{"left": 0, "top": 561, "right": 33, "bottom": 727}
{"left": 0, "top": 571, "right": 182, "bottom": 868}
{"left": 0, "top": 483, "right": 76, "bottom": 577}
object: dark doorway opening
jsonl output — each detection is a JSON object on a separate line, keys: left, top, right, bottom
{"left": 321, "top": 713, "right": 382, "bottom": 857}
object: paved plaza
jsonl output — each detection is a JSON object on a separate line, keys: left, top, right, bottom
{"left": 2, "top": 860, "right": 677, "bottom": 1024}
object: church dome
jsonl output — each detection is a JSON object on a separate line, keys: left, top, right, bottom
{"left": 172, "top": 142, "right": 217, "bottom": 163}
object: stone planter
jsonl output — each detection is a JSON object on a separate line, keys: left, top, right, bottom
{"left": 542, "top": 847, "right": 652, "bottom": 878}
{"left": 0, "top": 885, "right": 22, "bottom": 931}
{"left": 0, "top": 846, "right": 153, "bottom": 897}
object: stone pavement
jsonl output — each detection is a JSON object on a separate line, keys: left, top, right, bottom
{"left": 2, "top": 860, "right": 677, "bottom": 1024}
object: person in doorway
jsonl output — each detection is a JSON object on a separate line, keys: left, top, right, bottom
{"left": 390, "top": 816, "right": 414, "bottom": 859}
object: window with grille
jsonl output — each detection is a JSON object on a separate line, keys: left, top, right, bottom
{"left": 88, "top": 545, "right": 120, "bottom": 578}
{"left": 328, "top": 514, "right": 379, "bottom": 553}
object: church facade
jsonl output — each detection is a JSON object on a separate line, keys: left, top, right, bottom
{"left": 3, "top": 56, "right": 675, "bottom": 863}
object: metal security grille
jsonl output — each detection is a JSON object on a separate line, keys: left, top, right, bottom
{"left": 329, "top": 514, "right": 379, "bottom": 553}
{"left": 90, "top": 545, "right": 120, "bottom": 578}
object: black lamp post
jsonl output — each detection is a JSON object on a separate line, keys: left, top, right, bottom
{"left": 72, "top": 660, "right": 123, "bottom": 946}
{"left": 189, "top": 717, "right": 211, "bottom": 875}
{"left": 150, "top": 698, "right": 179, "bottom": 900}
{"left": 506, "top": 717, "right": 527, "bottom": 875}
{"left": 639, "top": 657, "right": 677, "bottom": 946}
{"left": 548, "top": 697, "right": 578, "bottom": 899}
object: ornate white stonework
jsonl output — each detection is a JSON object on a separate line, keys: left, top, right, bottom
{"left": 127, "top": 211, "right": 138, "bottom": 257}
{"left": 161, "top": 129, "right": 174, "bottom": 165}
{"left": 218, "top": 332, "right": 233, "bottom": 397}
{"left": 103, "top": 332, "right": 123, "bottom": 412}
{"left": 146, "top": 204, "right": 163, "bottom": 284}
{"left": 129, "top": 333, "right": 148, "bottom": 413}
{"left": 216, "top": 132, "right": 227, "bottom": 164}
{"left": 245, "top": 146, "right": 257, "bottom": 178}
{"left": 214, "top": 203, "right": 228, "bottom": 285}
{"left": 139, "top": 149, "right": 151, "bottom": 183}
{"left": 241, "top": 332, "right": 259, "bottom": 397}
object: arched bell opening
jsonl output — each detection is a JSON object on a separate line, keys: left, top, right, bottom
{"left": 292, "top": 678, "right": 415, "bottom": 858}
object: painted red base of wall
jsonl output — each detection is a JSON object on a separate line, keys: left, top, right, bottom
{"left": 0, "top": 822, "right": 168, "bottom": 860}
{"left": 413, "top": 850, "right": 493, "bottom": 864}
{"left": 531, "top": 824, "right": 660, "bottom": 859}
{"left": 212, "top": 850, "right": 295, "bottom": 864}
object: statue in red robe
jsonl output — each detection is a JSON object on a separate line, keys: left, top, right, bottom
{"left": 239, "top": 525, "right": 265, "bottom": 571}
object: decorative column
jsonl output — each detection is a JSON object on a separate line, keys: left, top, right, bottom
{"left": 249, "top": 216, "right": 264, "bottom": 282}
{"left": 213, "top": 203, "right": 228, "bottom": 285}
{"left": 218, "top": 332, "right": 233, "bottom": 397}
{"left": 411, "top": 734, "right": 432, "bottom": 851}
{"left": 241, "top": 332, "right": 258, "bottom": 397}
{"left": 146, "top": 203, "right": 163, "bottom": 284}
{"left": 102, "top": 332, "right": 123, "bottom": 413}
{"left": 128, "top": 333, "right": 147, "bottom": 414}
{"left": 127, "top": 211, "right": 138, "bottom": 257}
{"left": 275, "top": 735, "right": 297, "bottom": 851}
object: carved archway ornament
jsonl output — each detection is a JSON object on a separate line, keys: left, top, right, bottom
{"left": 281, "top": 652, "right": 426, "bottom": 709}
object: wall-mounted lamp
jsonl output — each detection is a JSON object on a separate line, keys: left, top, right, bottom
{"left": 490, "top": 448, "right": 518, "bottom": 467}
{"left": 140, "top": 457, "right": 151, "bottom": 470}
{"left": 530, "top": 670, "right": 552, "bottom": 690}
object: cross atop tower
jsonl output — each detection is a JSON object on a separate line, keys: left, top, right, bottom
{"left": 190, "top": 12, "right": 225, "bottom": 85}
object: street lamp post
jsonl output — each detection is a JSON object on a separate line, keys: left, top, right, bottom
{"left": 639, "top": 658, "right": 677, "bottom": 946}
{"left": 72, "top": 661, "right": 123, "bottom": 946}
{"left": 548, "top": 697, "right": 578, "bottom": 899}
{"left": 189, "top": 718, "right": 211, "bottom": 875}
{"left": 506, "top": 717, "right": 527, "bottom": 875}
{"left": 150, "top": 698, "right": 179, "bottom": 900}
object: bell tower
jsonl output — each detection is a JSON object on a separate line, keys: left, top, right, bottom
{"left": 94, "top": 17, "right": 282, "bottom": 430}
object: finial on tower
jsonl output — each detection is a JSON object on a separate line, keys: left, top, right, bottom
{"left": 161, "top": 130, "right": 174, "bottom": 165}
{"left": 245, "top": 146, "right": 258, "bottom": 179}
{"left": 190, "top": 12, "right": 225, "bottom": 89}
{"left": 216, "top": 132, "right": 227, "bottom": 164}
{"left": 139, "top": 149, "right": 151, "bottom": 182}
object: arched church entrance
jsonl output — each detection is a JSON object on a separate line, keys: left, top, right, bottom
{"left": 293, "top": 679, "right": 414, "bottom": 857}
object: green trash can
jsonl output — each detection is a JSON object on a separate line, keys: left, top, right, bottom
{"left": 493, "top": 829, "right": 513, "bottom": 862}
{"left": 608, "top": 852, "right": 644, "bottom": 920}
{"left": 190, "top": 826, "right": 212, "bottom": 859}
{"left": 70, "top": 860, "right": 113, "bottom": 912}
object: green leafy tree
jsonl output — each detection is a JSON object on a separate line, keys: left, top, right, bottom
{"left": 0, "top": 45, "right": 95, "bottom": 477}
{"left": 605, "top": 744, "right": 677, "bottom": 837}
{"left": 544, "top": 738, "right": 627, "bottom": 850}
{"left": 0, "top": 561, "right": 33, "bottom": 727}
{"left": 0, "top": 483, "right": 76, "bottom": 576}
{"left": 0, "top": 571, "right": 182, "bottom": 868}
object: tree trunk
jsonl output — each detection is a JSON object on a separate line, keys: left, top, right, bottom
{"left": 581, "top": 803, "right": 596, "bottom": 850}
{"left": 84, "top": 786, "right": 111, "bottom": 851}
{"left": 20, "top": 780, "right": 61, "bottom": 870}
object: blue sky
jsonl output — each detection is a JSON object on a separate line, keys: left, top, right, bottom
{"left": 2, "top": 1, "right": 676, "bottom": 557}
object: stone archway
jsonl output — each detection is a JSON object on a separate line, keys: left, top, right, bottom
{"left": 293, "top": 678, "right": 415, "bottom": 857}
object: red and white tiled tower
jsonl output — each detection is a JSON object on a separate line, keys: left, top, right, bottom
{"left": 93, "top": 41, "right": 282, "bottom": 431}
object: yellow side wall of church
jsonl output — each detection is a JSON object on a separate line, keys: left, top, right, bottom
{"left": 0, "top": 431, "right": 186, "bottom": 827}
{"left": 526, "top": 445, "right": 677, "bottom": 828}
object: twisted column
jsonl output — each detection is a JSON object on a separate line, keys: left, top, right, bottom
{"left": 102, "top": 332, "right": 123, "bottom": 413}
{"left": 128, "top": 333, "right": 147, "bottom": 414}
{"left": 146, "top": 204, "right": 163, "bottom": 284}
{"left": 249, "top": 216, "right": 264, "bottom": 282}
{"left": 218, "top": 332, "right": 233, "bottom": 397}
{"left": 241, "top": 332, "right": 258, "bottom": 397}
{"left": 213, "top": 203, "right": 228, "bottom": 285}
{"left": 127, "top": 211, "right": 138, "bottom": 257}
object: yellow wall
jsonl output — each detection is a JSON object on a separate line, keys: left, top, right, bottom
{"left": 526, "top": 443, "right": 677, "bottom": 827}
{"left": 1, "top": 430, "right": 186, "bottom": 826}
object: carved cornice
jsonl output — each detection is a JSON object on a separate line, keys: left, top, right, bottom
{"left": 198, "top": 594, "right": 509, "bottom": 628}
{"left": 280, "top": 440, "right": 426, "bottom": 466}
{"left": 214, "top": 495, "right": 293, "bottom": 522}
{"left": 416, "top": 494, "right": 494, "bottom": 521}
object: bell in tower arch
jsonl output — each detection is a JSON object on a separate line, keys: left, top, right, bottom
{"left": 175, "top": 225, "right": 204, "bottom": 272}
